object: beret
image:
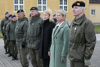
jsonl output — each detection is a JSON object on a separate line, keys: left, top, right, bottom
{"left": 29, "top": 13, "right": 31, "bottom": 17}
{"left": 5, "top": 12, "right": 9, "bottom": 15}
{"left": 12, "top": 15, "right": 16, "bottom": 18}
{"left": 8, "top": 14, "right": 12, "bottom": 17}
{"left": 53, "top": 14, "right": 56, "bottom": 17}
{"left": 17, "top": 9, "right": 24, "bottom": 13}
{"left": 72, "top": 1, "right": 85, "bottom": 8}
{"left": 30, "top": 7, "right": 38, "bottom": 11}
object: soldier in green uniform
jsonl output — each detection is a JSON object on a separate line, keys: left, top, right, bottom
{"left": 1, "top": 12, "right": 9, "bottom": 54}
{"left": 27, "top": 7, "right": 43, "bottom": 67}
{"left": 6, "top": 15, "right": 18, "bottom": 60}
{"left": 4, "top": 14, "right": 12, "bottom": 55}
{"left": 24, "top": 15, "right": 28, "bottom": 22}
{"left": 15, "top": 9, "right": 29, "bottom": 67}
{"left": 68, "top": 1, "right": 96, "bottom": 67}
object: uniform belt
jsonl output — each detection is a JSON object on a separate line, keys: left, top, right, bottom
{"left": 16, "top": 34, "right": 23, "bottom": 39}
{"left": 28, "top": 37, "right": 40, "bottom": 41}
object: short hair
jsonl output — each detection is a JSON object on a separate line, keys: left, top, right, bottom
{"left": 44, "top": 9, "right": 54, "bottom": 22}
{"left": 80, "top": 7, "right": 86, "bottom": 13}
{"left": 57, "top": 10, "right": 66, "bottom": 20}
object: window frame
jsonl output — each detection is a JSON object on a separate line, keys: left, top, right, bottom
{"left": 59, "top": 0, "right": 68, "bottom": 12}
{"left": 91, "top": 9, "right": 95, "bottom": 16}
{"left": 14, "top": 0, "right": 24, "bottom": 12}
{"left": 37, "top": 0, "right": 47, "bottom": 12}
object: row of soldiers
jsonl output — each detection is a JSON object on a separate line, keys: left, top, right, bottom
{"left": 1, "top": 7, "right": 48, "bottom": 67}
{"left": 1, "top": 1, "right": 96, "bottom": 67}
{"left": 1, "top": 13, "right": 19, "bottom": 60}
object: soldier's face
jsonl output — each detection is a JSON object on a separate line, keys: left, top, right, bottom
{"left": 31, "top": 10, "right": 38, "bottom": 17}
{"left": 12, "top": 17, "right": 17, "bottom": 21}
{"left": 9, "top": 17, "right": 12, "bottom": 21}
{"left": 43, "top": 12, "right": 50, "bottom": 20}
{"left": 56, "top": 13, "right": 65, "bottom": 21}
{"left": 17, "top": 13, "right": 24, "bottom": 19}
{"left": 5, "top": 14, "right": 9, "bottom": 17}
{"left": 72, "top": 6, "right": 83, "bottom": 16}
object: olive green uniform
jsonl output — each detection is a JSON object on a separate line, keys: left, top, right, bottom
{"left": 27, "top": 13, "right": 43, "bottom": 67}
{"left": 15, "top": 17, "right": 29, "bottom": 67}
{"left": 1, "top": 17, "right": 9, "bottom": 53}
{"left": 6, "top": 21, "right": 18, "bottom": 59}
{"left": 4, "top": 20, "right": 10, "bottom": 53}
{"left": 68, "top": 14, "right": 96, "bottom": 67}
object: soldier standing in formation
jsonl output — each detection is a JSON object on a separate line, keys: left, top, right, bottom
{"left": 1, "top": 12, "right": 9, "bottom": 54}
{"left": 4, "top": 14, "right": 12, "bottom": 56}
{"left": 27, "top": 7, "right": 43, "bottom": 67}
{"left": 15, "top": 10, "right": 29, "bottom": 67}
{"left": 6, "top": 15, "right": 18, "bottom": 60}
{"left": 0, "top": 3, "right": 97, "bottom": 67}
{"left": 68, "top": 1, "right": 96, "bottom": 67}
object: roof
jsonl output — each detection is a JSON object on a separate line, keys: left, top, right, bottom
{"left": 90, "top": 0, "right": 100, "bottom": 3}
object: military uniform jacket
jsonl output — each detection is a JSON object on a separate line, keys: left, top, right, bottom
{"left": 27, "top": 13, "right": 43, "bottom": 49}
{"left": 6, "top": 21, "right": 16, "bottom": 40}
{"left": 68, "top": 14, "right": 96, "bottom": 61}
{"left": 4, "top": 20, "right": 10, "bottom": 37}
{"left": 1, "top": 17, "right": 8, "bottom": 35}
{"left": 15, "top": 17, "right": 28, "bottom": 46}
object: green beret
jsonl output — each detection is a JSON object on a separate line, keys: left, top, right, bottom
{"left": 17, "top": 9, "right": 24, "bottom": 13}
{"left": 30, "top": 7, "right": 38, "bottom": 11}
{"left": 72, "top": 1, "right": 85, "bottom": 8}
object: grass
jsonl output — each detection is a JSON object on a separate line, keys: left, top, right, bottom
{"left": 94, "top": 25, "right": 100, "bottom": 33}
{"left": 0, "top": 31, "right": 3, "bottom": 38}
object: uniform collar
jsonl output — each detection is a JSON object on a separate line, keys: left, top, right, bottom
{"left": 73, "top": 14, "right": 86, "bottom": 25}
{"left": 56, "top": 21, "right": 64, "bottom": 27}
{"left": 18, "top": 17, "right": 25, "bottom": 21}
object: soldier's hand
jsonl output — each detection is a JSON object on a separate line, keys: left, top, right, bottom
{"left": 61, "top": 57, "right": 66, "bottom": 63}
{"left": 48, "top": 51, "right": 50, "bottom": 56}
{"left": 21, "top": 42, "right": 25, "bottom": 48}
{"left": 85, "top": 59, "right": 91, "bottom": 66}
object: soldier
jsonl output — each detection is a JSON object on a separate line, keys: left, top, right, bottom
{"left": 53, "top": 14, "right": 57, "bottom": 24}
{"left": 68, "top": 1, "right": 96, "bottom": 67}
{"left": 24, "top": 15, "right": 28, "bottom": 22}
{"left": 4, "top": 14, "right": 12, "bottom": 55}
{"left": 15, "top": 10, "right": 29, "bottom": 67}
{"left": 1, "top": 12, "right": 9, "bottom": 54}
{"left": 27, "top": 7, "right": 43, "bottom": 67}
{"left": 6, "top": 15, "right": 18, "bottom": 60}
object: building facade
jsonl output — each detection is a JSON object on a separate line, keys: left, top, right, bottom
{"left": 0, "top": 0, "right": 99, "bottom": 23}
{"left": 89, "top": 0, "right": 100, "bottom": 23}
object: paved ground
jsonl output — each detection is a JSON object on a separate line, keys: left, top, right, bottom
{"left": 0, "top": 39, "right": 32, "bottom": 67}
{"left": 0, "top": 34, "right": 100, "bottom": 67}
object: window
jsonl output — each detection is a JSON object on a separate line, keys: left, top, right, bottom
{"left": 38, "top": 0, "right": 47, "bottom": 12}
{"left": 91, "top": 9, "right": 95, "bottom": 16}
{"left": 59, "top": 0, "right": 68, "bottom": 12}
{"left": 14, "top": 0, "right": 24, "bottom": 12}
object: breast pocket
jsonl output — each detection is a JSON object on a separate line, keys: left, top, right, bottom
{"left": 36, "top": 23, "right": 41, "bottom": 36}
